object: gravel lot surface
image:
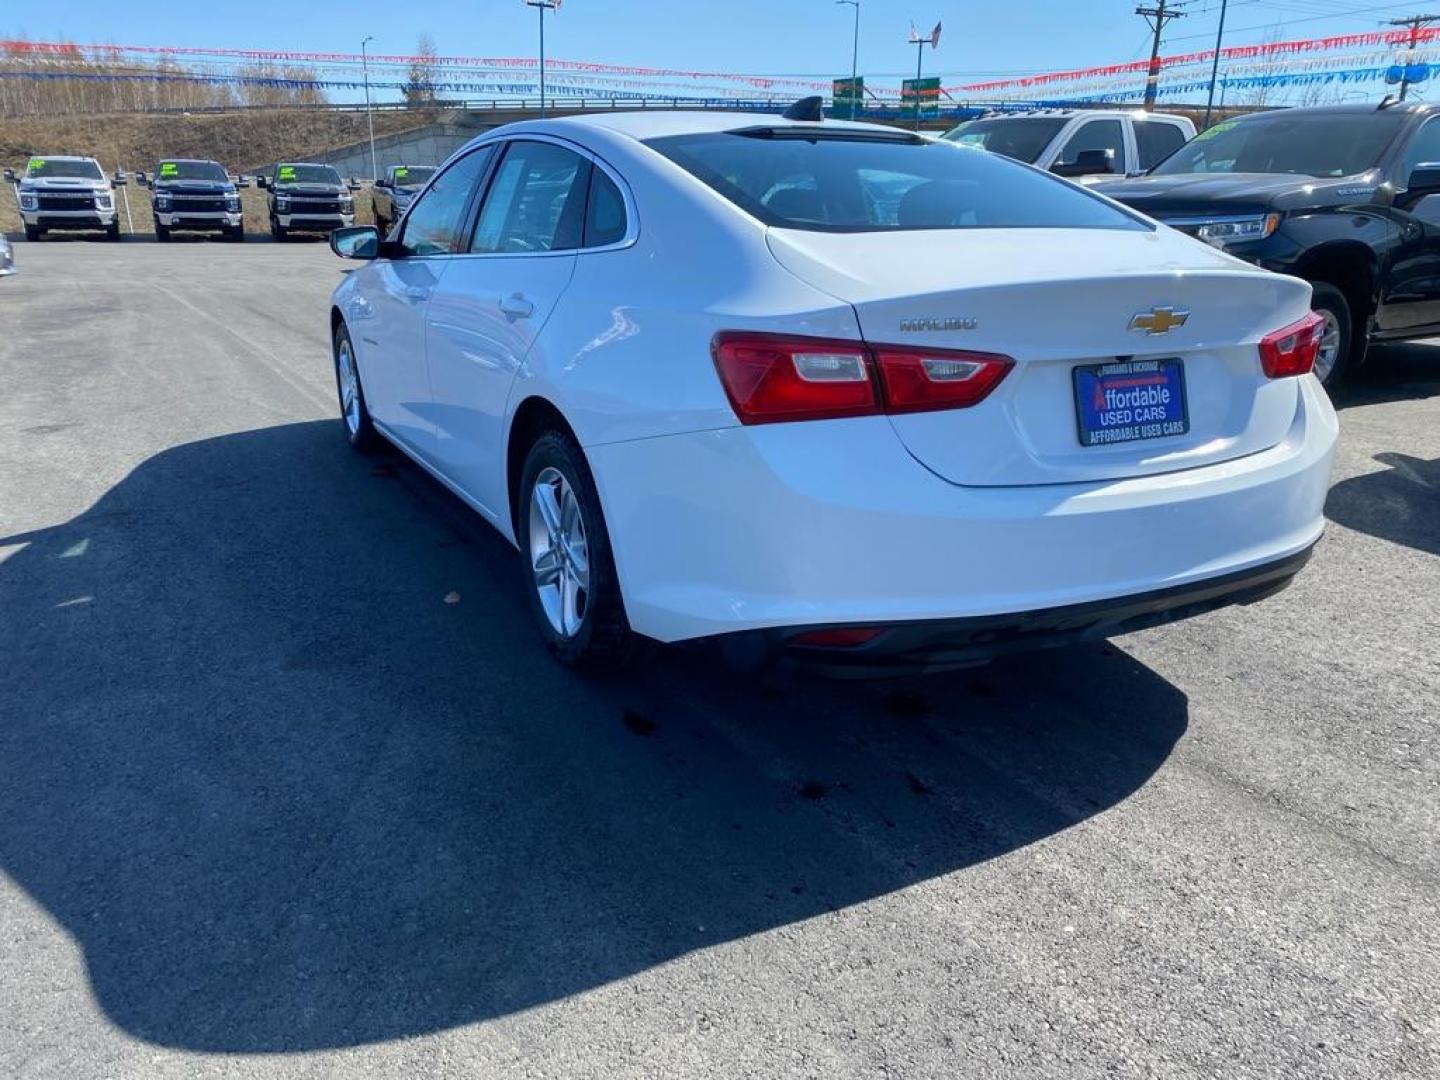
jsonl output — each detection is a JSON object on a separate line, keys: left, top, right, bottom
{"left": 1, "top": 242, "right": 1436, "bottom": 1079}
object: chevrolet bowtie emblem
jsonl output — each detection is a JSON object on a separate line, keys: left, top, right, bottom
{"left": 1129, "top": 307, "right": 1190, "bottom": 335}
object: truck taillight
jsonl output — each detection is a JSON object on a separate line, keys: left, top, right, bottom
{"left": 1259, "top": 311, "right": 1325, "bottom": 378}
{"left": 712, "top": 332, "right": 1012, "bottom": 425}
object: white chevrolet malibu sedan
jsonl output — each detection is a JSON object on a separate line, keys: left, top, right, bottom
{"left": 327, "top": 107, "right": 1338, "bottom": 674}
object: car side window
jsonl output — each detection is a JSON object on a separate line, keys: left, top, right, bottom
{"left": 1401, "top": 118, "right": 1440, "bottom": 181}
{"left": 584, "top": 167, "right": 629, "bottom": 247}
{"left": 1135, "top": 121, "right": 1188, "bottom": 171}
{"left": 397, "top": 146, "right": 493, "bottom": 257}
{"left": 1054, "top": 119, "right": 1126, "bottom": 171}
{"left": 470, "top": 141, "right": 590, "bottom": 254}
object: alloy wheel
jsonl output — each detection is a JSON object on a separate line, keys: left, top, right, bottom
{"left": 337, "top": 337, "right": 361, "bottom": 436}
{"left": 528, "top": 466, "right": 590, "bottom": 638}
{"left": 1313, "top": 308, "right": 1343, "bottom": 385}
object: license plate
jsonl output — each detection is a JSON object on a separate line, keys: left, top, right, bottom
{"left": 1073, "top": 359, "right": 1189, "bottom": 447}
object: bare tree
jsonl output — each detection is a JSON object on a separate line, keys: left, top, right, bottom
{"left": 403, "top": 34, "right": 440, "bottom": 107}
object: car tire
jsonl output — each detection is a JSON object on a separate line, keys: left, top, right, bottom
{"left": 155, "top": 223, "right": 170, "bottom": 242}
{"left": 375, "top": 212, "right": 388, "bottom": 235}
{"left": 1309, "top": 283, "right": 1352, "bottom": 389}
{"left": 228, "top": 227, "right": 245, "bottom": 243}
{"left": 24, "top": 224, "right": 41, "bottom": 242}
{"left": 518, "top": 429, "right": 647, "bottom": 673}
{"left": 106, "top": 222, "right": 121, "bottom": 242}
{"left": 333, "top": 322, "right": 379, "bottom": 452}
{"left": 271, "top": 218, "right": 287, "bottom": 242}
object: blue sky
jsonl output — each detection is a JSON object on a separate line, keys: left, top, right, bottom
{"left": 2, "top": 1, "right": 1431, "bottom": 90}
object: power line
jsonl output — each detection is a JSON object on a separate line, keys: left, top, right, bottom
{"left": 1165, "top": 0, "right": 1425, "bottom": 43}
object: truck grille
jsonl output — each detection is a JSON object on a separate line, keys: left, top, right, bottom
{"left": 37, "top": 193, "right": 96, "bottom": 211}
{"left": 289, "top": 198, "right": 341, "bottom": 215}
{"left": 172, "top": 196, "right": 228, "bottom": 214}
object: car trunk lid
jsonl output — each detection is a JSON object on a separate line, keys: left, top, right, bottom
{"left": 766, "top": 226, "right": 1311, "bottom": 487}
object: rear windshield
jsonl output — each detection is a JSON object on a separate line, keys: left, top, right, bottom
{"left": 645, "top": 131, "right": 1148, "bottom": 233}
{"left": 276, "top": 164, "right": 342, "bottom": 185}
{"left": 26, "top": 157, "right": 104, "bottom": 180}
{"left": 157, "top": 160, "right": 228, "bottom": 182}
{"left": 1152, "top": 112, "right": 1405, "bottom": 178}
{"left": 941, "top": 117, "right": 1068, "bottom": 163}
{"left": 392, "top": 166, "right": 437, "bottom": 186}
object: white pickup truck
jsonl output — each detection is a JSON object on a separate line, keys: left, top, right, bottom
{"left": 16, "top": 155, "right": 120, "bottom": 241}
{"left": 942, "top": 109, "right": 1196, "bottom": 180}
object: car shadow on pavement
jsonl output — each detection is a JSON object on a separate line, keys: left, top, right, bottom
{"left": 0, "top": 420, "right": 1188, "bottom": 1053}
{"left": 1326, "top": 452, "right": 1440, "bottom": 556}
{"left": 1334, "top": 340, "right": 1440, "bottom": 410}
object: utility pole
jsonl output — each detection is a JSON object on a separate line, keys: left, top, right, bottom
{"left": 526, "top": 0, "right": 561, "bottom": 118}
{"left": 837, "top": 0, "right": 860, "bottom": 120}
{"left": 1202, "top": 0, "right": 1227, "bottom": 129}
{"left": 1136, "top": 0, "right": 1186, "bottom": 111}
{"left": 1387, "top": 13, "right": 1440, "bottom": 101}
{"left": 361, "top": 36, "right": 378, "bottom": 181}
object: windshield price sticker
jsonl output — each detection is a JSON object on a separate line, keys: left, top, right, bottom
{"left": 28, "top": 157, "right": 45, "bottom": 172}
{"left": 159, "top": 162, "right": 179, "bottom": 177}
{"left": 394, "top": 167, "right": 409, "bottom": 180}
{"left": 278, "top": 165, "right": 297, "bottom": 182}
{"left": 1193, "top": 121, "right": 1237, "bottom": 143}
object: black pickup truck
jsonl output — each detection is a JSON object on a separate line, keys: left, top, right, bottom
{"left": 1094, "top": 102, "right": 1440, "bottom": 387}
{"left": 258, "top": 162, "right": 355, "bottom": 241}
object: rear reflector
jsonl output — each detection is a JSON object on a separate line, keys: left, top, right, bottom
{"left": 790, "top": 627, "right": 885, "bottom": 648}
{"left": 1259, "top": 311, "right": 1325, "bottom": 378}
{"left": 712, "top": 332, "right": 1013, "bottom": 424}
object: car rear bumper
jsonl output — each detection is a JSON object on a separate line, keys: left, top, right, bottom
{"left": 720, "top": 546, "right": 1312, "bottom": 675}
{"left": 587, "top": 375, "right": 1337, "bottom": 645}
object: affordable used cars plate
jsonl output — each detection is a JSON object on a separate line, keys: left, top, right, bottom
{"left": 1073, "top": 358, "right": 1189, "bottom": 447}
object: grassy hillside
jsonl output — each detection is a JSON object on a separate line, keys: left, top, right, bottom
{"left": 0, "top": 106, "right": 437, "bottom": 236}
{"left": 0, "top": 107, "right": 435, "bottom": 176}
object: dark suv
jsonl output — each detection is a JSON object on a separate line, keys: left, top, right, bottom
{"left": 148, "top": 158, "right": 243, "bottom": 241}
{"left": 1094, "top": 102, "right": 1440, "bottom": 387}
{"left": 259, "top": 163, "right": 354, "bottom": 241}
{"left": 371, "top": 164, "right": 437, "bottom": 234}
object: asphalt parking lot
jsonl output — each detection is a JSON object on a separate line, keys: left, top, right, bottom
{"left": 0, "top": 242, "right": 1437, "bottom": 1079}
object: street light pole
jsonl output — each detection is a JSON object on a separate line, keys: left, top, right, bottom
{"left": 836, "top": 0, "right": 860, "bottom": 120}
{"left": 526, "top": 0, "right": 560, "bottom": 118}
{"left": 361, "top": 36, "right": 378, "bottom": 181}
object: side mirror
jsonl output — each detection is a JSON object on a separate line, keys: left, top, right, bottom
{"left": 257, "top": 176, "right": 269, "bottom": 190}
{"left": 1403, "top": 164, "right": 1440, "bottom": 206}
{"left": 236, "top": 176, "right": 251, "bottom": 188}
{"left": 112, "top": 171, "right": 128, "bottom": 187}
{"left": 1052, "top": 148, "right": 1116, "bottom": 178}
{"left": 4, "top": 167, "right": 17, "bottom": 183}
{"left": 348, "top": 181, "right": 362, "bottom": 193}
{"left": 330, "top": 225, "right": 380, "bottom": 260}
{"left": 375, "top": 179, "right": 391, "bottom": 189}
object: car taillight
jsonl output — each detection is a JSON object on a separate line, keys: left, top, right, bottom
{"left": 711, "top": 333, "right": 877, "bottom": 424}
{"left": 712, "top": 332, "right": 1012, "bottom": 425}
{"left": 1259, "top": 311, "right": 1325, "bottom": 378}
{"left": 872, "top": 347, "right": 1014, "bottom": 413}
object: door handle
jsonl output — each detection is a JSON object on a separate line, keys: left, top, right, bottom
{"left": 500, "top": 292, "right": 535, "bottom": 320}
{"left": 403, "top": 286, "right": 431, "bottom": 302}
